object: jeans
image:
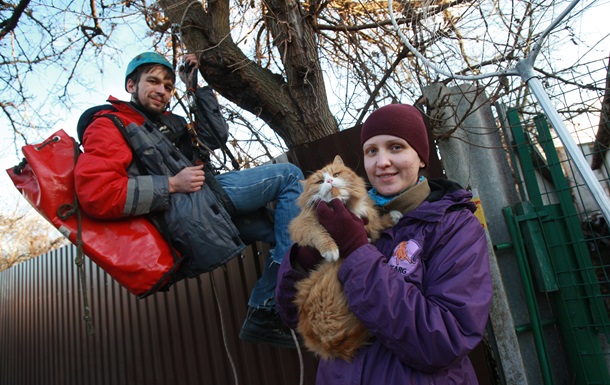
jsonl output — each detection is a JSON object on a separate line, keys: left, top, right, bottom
{"left": 217, "top": 162, "right": 303, "bottom": 310}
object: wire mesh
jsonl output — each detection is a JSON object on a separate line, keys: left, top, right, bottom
{"left": 500, "top": 54, "right": 610, "bottom": 384}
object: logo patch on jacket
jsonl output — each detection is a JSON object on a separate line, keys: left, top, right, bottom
{"left": 387, "top": 240, "right": 420, "bottom": 276}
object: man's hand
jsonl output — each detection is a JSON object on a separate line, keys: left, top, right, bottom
{"left": 183, "top": 53, "right": 199, "bottom": 68}
{"left": 179, "top": 53, "right": 199, "bottom": 86}
{"left": 169, "top": 165, "right": 205, "bottom": 193}
{"left": 316, "top": 199, "right": 369, "bottom": 258}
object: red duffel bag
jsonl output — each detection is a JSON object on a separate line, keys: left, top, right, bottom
{"left": 6, "top": 129, "right": 179, "bottom": 297}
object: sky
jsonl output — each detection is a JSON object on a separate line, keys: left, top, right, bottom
{"left": 1, "top": 0, "right": 609, "bottom": 219}
{"left": 0, "top": 28, "right": 149, "bottom": 215}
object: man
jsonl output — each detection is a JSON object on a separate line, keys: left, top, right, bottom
{"left": 74, "top": 51, "right": 303, "bottom": 348}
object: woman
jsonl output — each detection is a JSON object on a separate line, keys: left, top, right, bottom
{"left": 275, "top": 104, "right": 492, "bottom": 384}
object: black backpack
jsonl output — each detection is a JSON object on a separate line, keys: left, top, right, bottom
{"left": 192, "top": 86, "right": 229, "bottom": 151}
{"left": 190, "top": 86, "right": 240, "bottom": 170}
{"left": 76, "top": 104, "right": 117, "bottom": 143}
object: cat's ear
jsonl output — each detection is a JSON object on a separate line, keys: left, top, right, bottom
{"left": 303, "top": 170, "right": 315, "bottom": 180}
{"left": 333, "top": 155, "right": 344, "bottom": 165}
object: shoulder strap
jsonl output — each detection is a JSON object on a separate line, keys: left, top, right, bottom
{"left": 101, "top": 114, "right": 149, "bottom": 174}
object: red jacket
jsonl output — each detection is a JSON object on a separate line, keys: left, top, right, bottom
{"left": 75, "top": 96, "right": 172, "bottom": 219}
{"left": 74, "top": 96, "right": 245, "bottom": 278}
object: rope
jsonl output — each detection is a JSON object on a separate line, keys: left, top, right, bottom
{"left": 57, "top": 140, "right": 95, "bottom": 335}
{"left": 73, "top": 206, "right": 95, "bottom": 336}
{"left": 290, "top": 328, "right": 304, "bottom": 385}
{"left": 176, "top": 0, "right": 233, "bottom": 50}
{"left": 209, "top": 272, "right": 239, "bottom": 385}
{"left": 35, "top": 135, "right": 61, "bottom": 151}
{"left": 180, "top": 1, "right": 202, "bottom": 27}
{"left": 209, "top": 269, "right": 303, "bottom": 385}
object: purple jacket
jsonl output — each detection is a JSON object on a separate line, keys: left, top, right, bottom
{"left": 276, "top": 180, "right": 492, "bottom": 385}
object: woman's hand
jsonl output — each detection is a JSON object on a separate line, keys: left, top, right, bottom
{"left": 316, "top": 199, "right": 369, "bottom": 258}
{"left": 293, "top": 245, "right": 324, "bottom": 271}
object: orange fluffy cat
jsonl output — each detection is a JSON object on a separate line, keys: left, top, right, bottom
{"left": 289, "top": 155, "right": 400, "bottom": 361}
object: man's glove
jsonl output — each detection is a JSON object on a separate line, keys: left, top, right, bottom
{"left": 293, "top": 245, "right": 324, "bottom": 271}
{"left": 316, "top": 199, "right": 369, "bottom": 258}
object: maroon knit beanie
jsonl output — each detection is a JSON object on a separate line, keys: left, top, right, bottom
{"left": 361, "top": 104, "right": 429, "bottom": 167}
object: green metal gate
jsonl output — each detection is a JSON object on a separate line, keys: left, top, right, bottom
{"left": 502, "top": 108, "right": 610, "bottom": 385}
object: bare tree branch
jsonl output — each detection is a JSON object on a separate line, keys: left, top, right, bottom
{"left": 0, "top": 0, "right": 32, "bottom": 40}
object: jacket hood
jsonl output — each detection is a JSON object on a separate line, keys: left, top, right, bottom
{"left": 409, "top": 178, "right": 476, "bottom": 223}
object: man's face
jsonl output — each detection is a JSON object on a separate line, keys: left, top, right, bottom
{"left": 126, "top": 66, "right": 175, "bottom": 115}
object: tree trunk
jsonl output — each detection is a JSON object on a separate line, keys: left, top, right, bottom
{"left": 159, "top": 0, "right": 338, "bottom": 148}
{"left": 591, "top": 53, "right": 610, "bottom": 170}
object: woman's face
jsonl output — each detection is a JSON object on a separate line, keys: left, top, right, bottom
{"left": 363, "top": 134, "right": 424, "bottom": 197}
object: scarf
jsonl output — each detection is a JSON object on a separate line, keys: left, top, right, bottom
{"left": 369, "top": 176, "right": 431, "bottom": 215}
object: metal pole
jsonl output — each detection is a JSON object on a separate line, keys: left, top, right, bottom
{"left": 516, "top": 59, "right": 610, "bottom": 224}
{"left": 503, "top": 206, "right": 556, "bottom": 385}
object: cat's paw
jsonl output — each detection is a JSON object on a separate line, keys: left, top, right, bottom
{"left": 321, "top": 249, "right": 340, "bottom": 262}
{"left": 389, "top": 210, "right": 402, "bottom": 224}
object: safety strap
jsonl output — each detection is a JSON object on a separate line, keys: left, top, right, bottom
{"left": 103, "top": 113, "right": 237, "bottom": 217}
{"left": 56, "top": 139, "right": 95, "bottom": 335}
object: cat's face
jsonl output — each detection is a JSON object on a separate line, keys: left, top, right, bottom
{"left": 298, "top": 156, "right": 366, "bottom": 208}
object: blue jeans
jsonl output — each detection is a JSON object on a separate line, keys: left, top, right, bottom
{"left": 217, "top": 163, "right": 303, "bottom": 310}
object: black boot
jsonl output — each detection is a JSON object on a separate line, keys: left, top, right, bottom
{"left": 239, "top": 307, "right": 299, "bottom": 348}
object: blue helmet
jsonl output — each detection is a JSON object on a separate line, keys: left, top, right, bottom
{"left": 124, "top": 52, "right": 174, "bottom": 91}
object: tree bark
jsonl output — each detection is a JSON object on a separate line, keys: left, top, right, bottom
{"left": 159, "top": 0, "right": 338, "bottom": 148}
{"left": 591, "top": 54, "right": 610, "bottom": 170}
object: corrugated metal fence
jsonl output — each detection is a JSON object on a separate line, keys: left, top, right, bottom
{"left": 1, "top": 127, "right": 496, "bottom": 385}
{"left": 0, "top": 243, "right": 318, "bottom": 385}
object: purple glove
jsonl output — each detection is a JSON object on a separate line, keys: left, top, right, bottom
{"left": 316, "top": 199, "right": 369, "bottom": 258}
{"left": 293, "top": 245, "right": 324, "bottom": 271}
